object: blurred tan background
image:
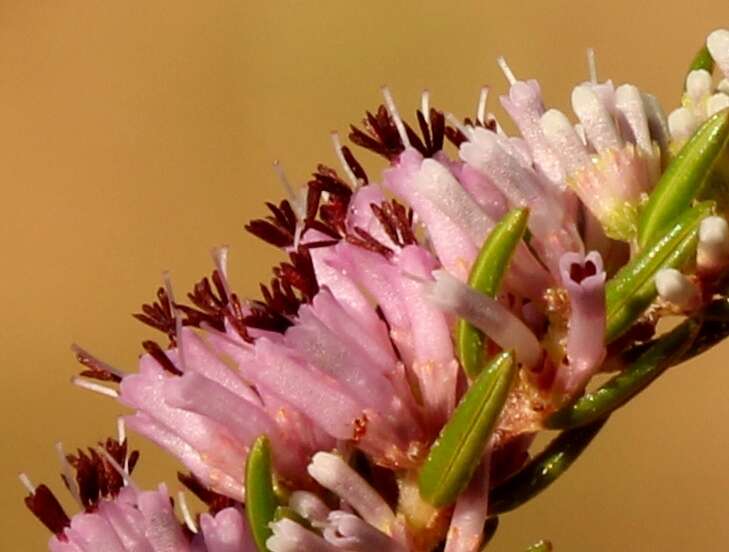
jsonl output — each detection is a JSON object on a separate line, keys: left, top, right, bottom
{"left": 2, "top": 1, "right": 729, "bottom": 550}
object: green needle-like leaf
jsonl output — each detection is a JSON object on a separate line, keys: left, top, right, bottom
{"left": 457, "top": 208, "right": 529, "bottom": 378}
{"left": 419, "top": 351, "right": 516, "bottom": 507}
{"left": 525, "top": 540, "right": 554, "bottom": 552}
{"left": 606, "top": 202, "right": 712, "bottom": 342}
{"left": 687, "top": 45, "right": 715, "bottom": 77}
{"left": 546, "top": 318, "right": 700, "bottom": 429}
{"left": 245, "top": 435, "right": 278, "bottom": 552}
{"left": 638, "top": 109, "right": 729, "bottom": 249}
{"left": 488, "top": 419, "right": 607, "bottom": 514}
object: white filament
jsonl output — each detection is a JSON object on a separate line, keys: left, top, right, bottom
{"left": 330, "top": 131, "right": 359, "bottom": 188}
{"left": 381, "top": 86, "right": 411, "bottom": 148}
{"left": 273, "top": 160, "right": 307, "bottom": 219}
{"left": 421, "top": 89, "right": 431, "bottom": 119}
{"left": 71, "top": 376, "right": 119, "bottom": 398}
{"left": 19, "top": 473, "right": 35, "bottom": 494}
{"left": 477, "top": 86, "right": 489, "bottom": 126}
{"left": 55, "top": 442, "right": 81, "bottom": 506}
{"left": 96, "top": 446, "right": 134, "bottom": 488}
{"left": 177, "top": 491, "right": 198, "bottom": 534}
{"left": 496, "top": 56, "right": 517, "bottom": 85}
{"left": 587, "top": 48, "right": 598, "bottom": 84}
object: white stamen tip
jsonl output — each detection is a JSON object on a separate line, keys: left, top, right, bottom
{"left": 19, "top": 473, "right": 35, "bottom": 494}
{"left": 477, "top": 86, "right": 489, "bottom": 125}
{"left": 71, "top": 376, "right": 119, "bottom": 398}
{"left": 330, "top": 131, "right": 360, "bottom": 188}
{"left": 496, "top": 56, "right": 517, "bottom": 85}
{"left": 177, "top": 491, "right": 198, "bottom": 533}
{"left": 421, "top": 88, "right": 431, "bottom": 118}
{"left": 655, "top": 268, "right": 697, "bottom": 309}
{"left": 381, "top": 86, "right": 411, "bottom": 148}
{"left": 587, "top": 48, "right": 598, "bottom": 84}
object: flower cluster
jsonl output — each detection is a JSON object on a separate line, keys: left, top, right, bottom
{"left": 23, "top": 29, "right": 729, "bottom": 551}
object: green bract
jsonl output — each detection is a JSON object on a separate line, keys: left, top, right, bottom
{"left": 489, "top": 419, "right": 607, "bottom": 515}
{"left": 456, "top": 208, "right": 529, "bottom": 378}
{"left": 245, "top": 435, "right": 278, "bottom": 552}
{"left": 418, "top": 351, "right": 516, "bottom": 507}
{"left": 546, "top": 319, "right": 700, "bottom": 429}
{"left": 638, "top": 108, "right": 729, "bottom": 249}
{"left": 687, "top": 45, "right": 715, "bottom": 76}
{"left": 606, "top": 201, "right": 712, "bottom": 342}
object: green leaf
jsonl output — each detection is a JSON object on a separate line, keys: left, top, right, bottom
{"left": 525, "top": 540, "right": 553, "bottom": 552}
{"left": 687, "top": 45, "right": 715, "bottom": 77}
{"left": 419, "top": 351, "right": 516, "bottom": 507}
{"left": 488, "top": 419, "right": 606, "bottom": 514}
{"left": 457, "top": 208, "right": 529, "bottom": 378}
{"left": 638, "top": 109, "right": 729, "bottom": 249}
{"left": 546, "top": 318, "right": 700, "bottom": 429}
{"left": 606, "top": 202, "right": 712, "bottom": 342}
{"left": 245, "top": 435, "right": 278, "bottom": 552}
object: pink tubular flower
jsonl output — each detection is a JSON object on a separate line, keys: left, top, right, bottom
{"left": 553, "top": 251, "right": 607, "bottom": 397}
{"left": 22, "top": 437, "right": 256, "bottom": 551}
{"left": 28, "top": 27, "right": 729, "bottom": 552}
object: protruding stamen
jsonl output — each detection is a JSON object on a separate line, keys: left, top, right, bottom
{"left": 273, "top": 161, "right": 307, "bottom": 220}
{"left": 289, "top": 491, "right": 330, "bottom": 523}
{"left": 55, "top": 442, "right": 82, "bottom": 506}
{"left": 177, "top": 491, "right": 198, "bottom": 534}
{"left": 163, "top": 271, "right": 186, "bottom": 374}
{"left": 117, "top": 418, "right": 126, "bottom": 444}
{"left": 445, "top": 112, "right": 472, "bottom": 139}
{"left": 71, "top": 376, "right": 119, "bottom": 398}
{"left": 96, "top": 446, "right": 135, "bottom": 488}
{"left": 421, "top": 89, "right": 431, "bottom": 120}
{"left": 19, "top": 473, "right": 35, "bottom": 494}
{"left": 655, "top": 268, "right": 699, "bottom": 310}
{"left": 211, "top": 245, "right": 233, "bottom": 301}
{"left": 477, "top": 86, "right": 489, "bottom": 126}
{"left": 381, "top": 86, "right": 411, "bottom": 148}
{"left": 587, "top": 48, "right": 598, "bottom": 84}
{"left": 331, "top": 131, "right": 359, "bottom": 188}
{"left": 496, "top": 56, "right": 517, "bottom": 85}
